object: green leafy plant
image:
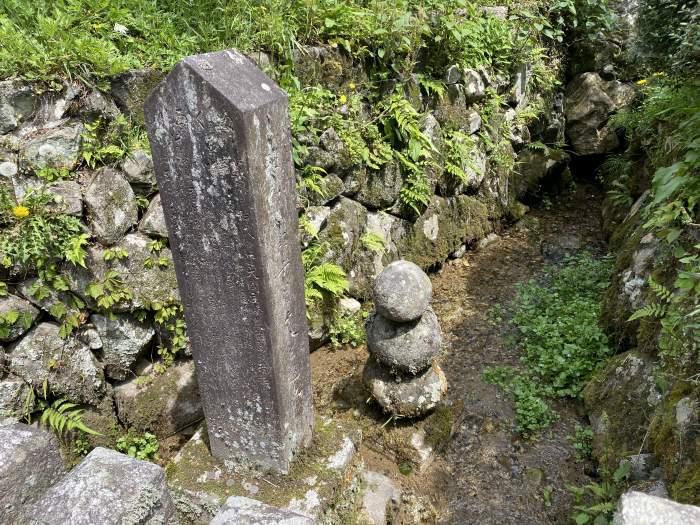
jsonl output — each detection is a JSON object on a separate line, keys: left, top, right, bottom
{"left": 568, "top": 424, "right": 595, "bottom": 462}
{"left": 302, "top": 242, "right": 349, "bottom": 309}
{"left": 361, "top": 232, "right": 386, "bottom": 254}
{"left": 568, "top": 462, "right": 631, "bottom": 524}
{"left": 484, "top": 254, "right": 613, "bottom": 436}
{"left": 86, "top": 270, "right": 132, "bottom": 310}
{"left": 116, "top": 432, "right": 159, "bottom": 461}
{"left": 35, "top": 397, "right": 101, "bottom": 438}
{"left": 329, "top": 309, "right": 367, "bottom": 348}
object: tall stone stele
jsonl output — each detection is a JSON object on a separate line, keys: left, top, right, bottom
{"left": 144, "top": 49, "right": 313, "bottom": 473}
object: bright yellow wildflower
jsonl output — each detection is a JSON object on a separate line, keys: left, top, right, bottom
{"left": 636, "top": 78, "right": 648, "bottom": 85}
{"left": 12, "top": 205, "right": 29, "bottom": 219}
{"left": 652, "top": 72, "right": 666, "bottom": 77}
{"left": 339, "top": 94, "right": 347, "bottom": 104}
{"left": 348, "top": 82, "right": 356, "bottom": 90}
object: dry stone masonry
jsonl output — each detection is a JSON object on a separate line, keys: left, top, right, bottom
{"left": 365, "top": 260, "right": 448, "bottom": 417}
{"left": 144, "top": 49, "right": 313, "bottom": 473}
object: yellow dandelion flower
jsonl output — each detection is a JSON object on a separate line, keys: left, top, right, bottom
{"left": 12, "top": 205, "right": 29, "bottom": 219}
{"left": 339, "top": 94, "right": 347, "bottom": 104}
{"left": 636, "top": 79, "right": 648, "bottom": 85}
{"left": 348, "top": 82, "right": 357, "bottom": 90}
{"left": 652, "top": 72, "right": 666, "bottom": 77}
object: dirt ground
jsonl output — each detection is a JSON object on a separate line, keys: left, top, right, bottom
{"left": 310, "top": 183, "right": 608, "bottom": 524}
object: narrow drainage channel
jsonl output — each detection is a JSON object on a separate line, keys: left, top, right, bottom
{"left": 310, "top": 180, "right": 609, "bottom": 524}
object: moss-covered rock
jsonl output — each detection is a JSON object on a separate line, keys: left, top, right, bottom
{"left": 394, "top": 195, "right": 491, "bottom": 269}
{"left": 583, "top": 350, "right": 662, "bottom": 472}
{"left": 650, "top": 381, "right": 700, "bottom": 504}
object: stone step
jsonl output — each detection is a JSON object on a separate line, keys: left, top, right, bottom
{"left": 22, "top": 446, "right": 177, "bottom": 524}
{"left": 209, "top": 496, "right": 314, "bottom": 524}
{"left": 0, "top": 422, "right": 66, "bottom": 523}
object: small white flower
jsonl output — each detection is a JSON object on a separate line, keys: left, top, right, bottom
{"left": 113, "top": 23, "right": 128, "bottom": 36}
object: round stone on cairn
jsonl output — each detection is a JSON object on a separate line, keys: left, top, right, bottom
{"left": 373, "top": 260, "right": 432, "bottom": 322}
{"left": 365, "top": 260, "right": 447, "bottom": 418}
{"left": 363, "top": 360, "right": 448, "bottom": 418}
{"left": 366, "top": 308, "right": 442, "bottom": 375}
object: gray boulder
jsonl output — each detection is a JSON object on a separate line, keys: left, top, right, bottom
{"left": 122, "top": 149, "right": 156, "bottom": 186}
{"left": 444, "top": 65, "right": 462, "bottom": 85}
{"left": 373, "top": 260, "right": 432, "bottom": 322}
{"left": 23, "top": 447, "right": 177, "bottom": 525}
{"left": 7, "top": 322, "right": 106, "bottom": 405}
{"left": 363, "top": 360, "right": 447, "bottom": 417}
{"left": 464, "top": 109, "right": 482, "bottom": 134}
{"left": 366, "top": 307, "right": 442, "bottom": 375}
{"left": 139, "top": 193, "right": 169, "bottom": 238}
{"left": 0, "top": 374, "right": 34, "bottom": 419}
{"left": 0, "top": 293, "right": 38, "bottom": 343}
{"left": 20, "top": 124, "right": 83, "bottom": 171}
{"left": 359, "top": 470, "right": 401, "bottom": 525}
{"left": 565, "top": 73, "right": 635, "bottom": 155}
{"left": 46, "top": 180, "right": 83, "bottom": 216}
{"left": 114, "top": 360, "right": 202, "bottom": 436}
{"left": 613, "top": 491, "right": 700, "bottom": 525}
{"left": 0, "top": 80, "right": 36, "bottom": 134}
{"left": 84, "top": 167, "right": 138, "bottom": 245}
{"left": 300, "top": 205, "right": 331, "bottom": 247}
{"left": 302, "top": 173, "right": 344, "bottom": 207}
{"left": 509, "top": 63, "right": 532, "bottom": 107}
{"left": 355, "top": 161, "right": 403, "bottom": 209}
{"left": 0, "top": 422, "right": 66, "bottom": 523}
{"left": 211, "top": 496, "right": 314, "bottom": 525}
{"left": 91, "top": 313, "right": 155, "bottom": 381}
{"left": 437, "top": 136, "right": 486, "bottom": 196}
{"left": 463, "top": 68, "right": 486, "bottom": 101}
{"left": 318, "top": 197, "right": 368, "bottom": 271}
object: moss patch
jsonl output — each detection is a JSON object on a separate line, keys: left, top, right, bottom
{"left": 166, "top": 417, "right": 361, "bottom": 523}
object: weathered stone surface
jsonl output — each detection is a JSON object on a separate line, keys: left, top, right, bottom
{"left": 211, "top": 496, "right": 314, "bottom": 525}
{"left": 366, "top": 307, "right": 442, "bottom": 374}
{"left": 139, "top": 193, "right": 169, "bottom": 238}
{"left": 122, "top": 148, "right": 156, "bottom": 186}
{"left": 76, "top": 89, "right": 121, "bottom": 121}
{"left": 359, "top": 470, "right": 401, "bottom": 525}
{"left": 355, "top": 161, "right": 403, "bottom": 209}
{"left": 620, "top": 454, "right": 662, "bottom": 482}
{"left": 509, "top": 63, "right": 532, "bottom": 107}
{"left": 434, "top": 84, "right": 469, "bottom": 129}
{"left": 302, "top": 173, "right": 344, "bottom": 207}
{"left": 144, "top": 50, "right": 313, "bottom": 473}
{"left": 444, "top": 65, "right": 462, "bottom": 85}
{"left": 0, "top": 80, "right": 36, "bottom": 134}
{"left": 583, "top": 350, "right": 661, "bottom": 471}
{"left": 114, "top": 360, "right": 202, "bottom": 436}
{"left": 318, "top": 196, "right": 368, "bottom": 271}
{"left": 364, "top": 360, "right": 447, "bottom": 417}
{"left": 91, "top": 313, "right": 154, "bottom": 380}
{"left": 613, "top": 491, "right": 700, "bottom": 525}
{"left": 46, "top": 180, "right": 83, "bottom": 216}
{"left": 540, "top": 233, "right": 583, "bottom": 263}
{"left": 0, "top": 293, "right": 38, "bottom": 343}
{"left": 84, "top": 167, "right": 138, "bottom": 245}
{"left": 373, "top": 260, "right": 432, "bottom": 322}
{"left": 300, "top": 205, "right": 331, "bottom": 247}
{"left": 68, "top": 233, "right": 180, "bottom": 311}
{"left": 0, "top": 422, "right": 66, "bottom": 523}
{"left": 463, "top": 68, "right": 486, "bottom": 101}
{"left": 23, "top": 446, "right": 177, "bottom": 525}
{"left": 464, "top": 109, "right": 482, "bottom": 134}
{"left": 0, "top": 374, "right": 33, "bottom": 418}
{"left": 8, "top": 322, "right": 106, "bottom": 405}
{"left": 19, "top": 124, "right": 83, "bottom": 171}
{"left": 110, "top": 68, "right": 164, "bottom": 123}
{"left": 565, "top": 73, "right": 635, "bottom": 155}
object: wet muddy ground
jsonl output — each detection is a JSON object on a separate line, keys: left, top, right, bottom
{"left": 311, "top": 183, "right": 608, "bottom": 524}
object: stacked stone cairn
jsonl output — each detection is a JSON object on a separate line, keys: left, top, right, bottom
{"left": 364, "top": 260, "right": 447, "bottom": 417}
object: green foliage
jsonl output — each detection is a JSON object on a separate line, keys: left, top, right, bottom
{"left": 568, "top": 424, "right": 595, "bottom": 462}
{"left": 361, "top": 232, "right": 386, "bottom": 254}
{"left": 329, "top": 309, "right": 368, "bottom": 348}
{"left": 484, "top": 254, "right": 613, "bottom": 436}
{"left": 619, "top": 76, "right": 700, "bottom": 371}
{"left": 302, "top": 243, "right": 349, "bottom": 308}
{"left": 81, "top": 118, "right": 126, "bottom": 168}
{"left": 35, "top": 167, "right": 73, "bottom": 183}
{"left": 116, "top": 431, "right": 159, "bottom": 461}
{"left": 0, "top": 307, "right": 34, "bottom": 340}
{"left": 0, "top": 186, "right": 87, "bottom": 272}
{"left": 86, "top": 270, "right": 132, "bottom": 310}
{"left": 444, "top": 130, "right": 482, "bottom": 189}
{"left": 35, "top": 397, "right": 101, "bottom": 437}
{"left": 567, "top": 462, "right": 631, "bottom": 524}
{"left": 149, "top": 300, "right": 188, "bottom": 371}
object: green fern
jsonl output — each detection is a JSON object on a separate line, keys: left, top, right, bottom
{"left": 628, "top": 279, "right": 673, "bottom": 321}
{"left": 37, "top": 398, "right": 101, "bottom": 437}
{"left": 361, "top": 232, "right": 386, "bottom": 254}
{"left": 302, "top": 242, "right": 349, "bottom": 307}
